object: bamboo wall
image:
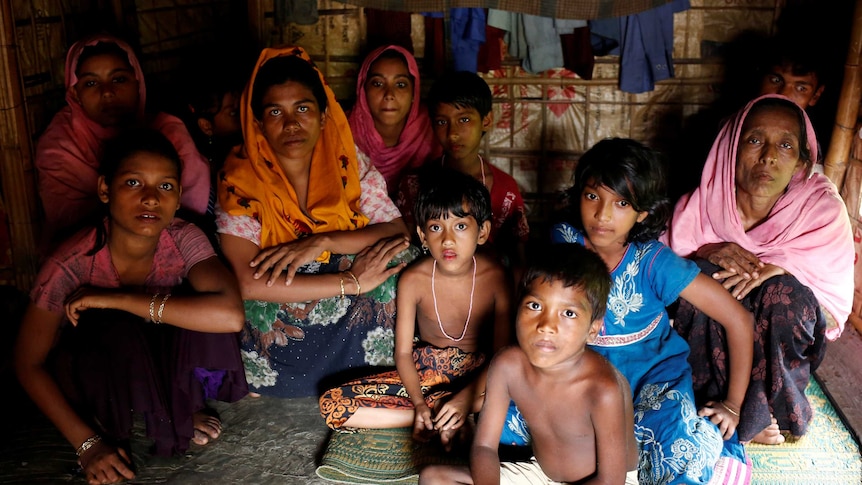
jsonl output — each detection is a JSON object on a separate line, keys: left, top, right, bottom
{"left": 0, "top": 0, "right": 847, "bottom": 291}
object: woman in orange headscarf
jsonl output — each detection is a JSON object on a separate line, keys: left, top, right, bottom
{"left": 216, "top": 46, "right": 414, "bottom": 398}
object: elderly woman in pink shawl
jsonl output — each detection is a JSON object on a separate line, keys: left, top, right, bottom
{"left": 664, "top": 95, "right": 853, "bottom": 445}
{"left": 348, "top": 45, "right": 440, "bottom": 194}
{"left": 35, "top": 33, "right": 211, "bottom": 250}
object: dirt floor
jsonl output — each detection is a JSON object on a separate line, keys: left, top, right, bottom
{"left": 0, "top": 380, "right": 335, "bottom": 484}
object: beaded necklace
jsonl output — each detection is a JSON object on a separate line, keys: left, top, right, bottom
{"left": 431, "top": 255, "right": 477, "bottom": 342}
{"left": 441, "top": 155, "right": 487, "bottom": 187}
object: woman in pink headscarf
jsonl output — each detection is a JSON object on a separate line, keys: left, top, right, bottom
{"left": 348, "top": 45, "right": 440, "bottom": 194}
{"left": 35, "top": 33, "right": 211, "bottom": 251}
{"left": 665, "top": 95, "right": 853, "bottom": 445}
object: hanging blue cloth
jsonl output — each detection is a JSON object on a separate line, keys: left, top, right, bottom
{"left": 590, "top": 0, "right": 690, "bottom": 93}
{"left": 450, "top": 8, "right": 486, "bottom": 72}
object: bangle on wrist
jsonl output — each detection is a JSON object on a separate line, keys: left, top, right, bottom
{"left": 719, "top": 400, "right": 740, "bottom": 417}
{"left": 155, "top": 293, "right": 170, "bottom": 324}
{"left": 76, "top": 434, "right": 102, "bottom": 458}
{"left": 345, "top": 270, "right": 361, "bottom": 295}
{"left": 149, "top": 293, "right": 159, "bottom": 322}
{"left": 339, "top": 274, "right": 345, "bottom": 300}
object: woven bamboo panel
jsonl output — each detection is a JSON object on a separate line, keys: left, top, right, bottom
{"left": 0, "top": 0, "right": 799, "bottom": 291}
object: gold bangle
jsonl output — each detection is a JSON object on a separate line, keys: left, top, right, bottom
{"left": 149, "top": 293, "right": 159, "bottom": 323}
{"left": 76, "top": 434, "right": 102, "bottom": 457}
{"left": 339, "top": 274, "right": 345, "bottom": 299}
{"left": 345, "top": 270, "right": 361, "bottom": 296}
{"left": 719, "top": 401, "right": 740, "bottom": 417}
{"left": 156, "top": 293, "right": 170, "bottom": 324}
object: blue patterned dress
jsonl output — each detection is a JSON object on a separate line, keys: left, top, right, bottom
{"left": 552, "top": 223, "right": 724, "bottom": 485}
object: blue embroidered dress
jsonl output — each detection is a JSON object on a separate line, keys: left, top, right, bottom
{"left": 552, "top": 223, "right": 724, "bottom": 485}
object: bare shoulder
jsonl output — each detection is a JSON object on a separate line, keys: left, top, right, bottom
{"left": 397, "top": 259, "right": 431, "bottom": 305}
{"left": 490, "top": 346, "right": 527, "bottom": 373}
{"left": 583, "top": 349, "right": 631, "bottom": 399}
{"left": 475, "top": 253, "right": 507, "bottom": 283}
{"left": 400, "top": 256, "right": 433, "bottom": 282}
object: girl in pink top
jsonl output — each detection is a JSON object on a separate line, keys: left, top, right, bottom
{"left": 16, "top": 129, "right": 246, "bottom": 485}
{"left": 35, "top": 33, "right": 211, "bottom": 251}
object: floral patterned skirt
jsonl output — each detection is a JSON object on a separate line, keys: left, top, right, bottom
{"left": 674, "top": 260, "right": 827, "bottom": 442}
{"left": 319, "top": 344, "right": 485, "bottom": 429}
{"left": 241, "top": 248, "right": 418, "bottom": 398}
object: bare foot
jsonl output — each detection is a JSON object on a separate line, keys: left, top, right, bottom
{"left": 191, "top": 409, "right": 222, "bottom": 446}
{"left": 248, "top": 392, "right": 261, "bottom": 398}
{"left": 749, "top": 417, "right": 786, "bottom": 445}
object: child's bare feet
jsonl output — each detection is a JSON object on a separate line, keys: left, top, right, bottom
{"left": 191, "top": 409, "right": 222, "bottom": 445}
{"left": 749, "top": 416, "right": 786, "bottom": 445}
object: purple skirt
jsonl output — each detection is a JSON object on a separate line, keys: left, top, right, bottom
{"left": 52, "top": 309, "right": 248, "bottom": 456}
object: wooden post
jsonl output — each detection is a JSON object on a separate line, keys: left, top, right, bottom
{"left": 248, "top": 0, "right": 264, "bottom": 48}
{"left": 0, "top": 0, "right": 39, "bottom": 290}
{"left": 824, "top": 0, "right": 862, "bottom": 190}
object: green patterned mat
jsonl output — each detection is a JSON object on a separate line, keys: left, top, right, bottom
{"left": 317, "top": 378, "right": 861, "bottom": 484}
{"left": 316, "top": 427, "right": 466, "bottom": 484}
{"left": 746, "top": 378, "right": 861, "bottom": 484}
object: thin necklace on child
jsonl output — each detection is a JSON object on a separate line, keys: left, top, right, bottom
{"left": 431, "top": 255, "right": 477, "bottom": 342}
{"left": 441, "top": 155, "right": 486, "bottom": 187}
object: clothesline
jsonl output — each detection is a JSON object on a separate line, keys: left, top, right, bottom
{"left": 335, "top": 0, "right": 676, "bottom": 20}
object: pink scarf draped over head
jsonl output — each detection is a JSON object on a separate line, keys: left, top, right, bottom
{"left": 35, "top": 33, "right": 210, "bottom": 246}
{"left": 665, "top": 94, "right": 853, "bottom": 339}
{"left": 348, "top": 45, "right": 439, "bottom": 191}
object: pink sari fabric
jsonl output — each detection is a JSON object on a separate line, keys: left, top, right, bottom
{"left": 665, "top": 94, "right": 853, "bottom": 340}
{"left": 348, "top": 45, "right": 440, "bottom": 192}
{"left": 35, "top": 34, "right": 211, "bottom": 248}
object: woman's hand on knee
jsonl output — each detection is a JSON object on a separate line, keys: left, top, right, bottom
{"left": 250, "top": 237, "right": 327, "bottom": 286}
{"left": 697, "top": 242, "right": 763, "bottom": 280}
{"left": 725, "top": 263, "right": 787, "bottom": 300}
{"left": 350, "top": 236, "right": 410, "bottom": 293}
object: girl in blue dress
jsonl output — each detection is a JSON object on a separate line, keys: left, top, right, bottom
{"left": 550, "top": 138, "right": 754, "bottom": 484}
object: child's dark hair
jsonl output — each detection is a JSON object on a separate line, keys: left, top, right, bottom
{"left": 761, "top": 35, "right": 825, "bottom": 87}
{"left": 427, "top": 71, "right": 492, "bottom": 118}
{"left": 186, "top": 76, "right": 240, "bottom": 125}
{"left": 414, "top": 168, "right": 491, "bottom": 229}
{"left": 100, "top": 128, "right": 183, "bottom": 182}
{"left": 88, "top": 129, "right": 183, "bottom": 254}
{"left": 251, "top": 54, "right": 327, "bottom": 120}
{"left": 566, "top": 138, "right": 670, "bottom": 243}
{"left": 520, "top": 243, "right": 610, "bottom": 323}
{"left": 76, "top": 41, "right": 132, "bottom": 74}
{"left": 182, "top": 71, "right": 243, "bottom": 164}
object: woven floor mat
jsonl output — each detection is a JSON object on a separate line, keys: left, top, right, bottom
{"left": 316, "top": 426, "right": 467, "bottom": 484}
{"left": 746, "top": 377, "right": 861, "bottom": 484}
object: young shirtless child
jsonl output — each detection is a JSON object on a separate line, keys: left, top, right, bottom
{"left": 420, "top": 244, "right": 638, "bottom": 484}
{"left": 320, "top": 169, "right": 511, "bottom": 448}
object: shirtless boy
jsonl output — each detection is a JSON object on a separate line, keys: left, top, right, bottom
{"left": 420, "top": 244, "right": 638, "bottom": 484}
{"left": 320, "top": 169, "right": 511, "bottom": 448}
